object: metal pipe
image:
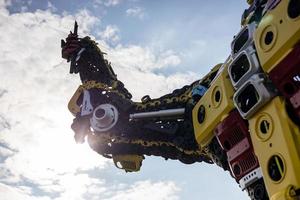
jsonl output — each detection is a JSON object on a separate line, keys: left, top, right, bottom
{"left": 129, "top": 108, "right": 185, "bottom": 120}
{"left": 91, "top": 104, "right": 119, "bottom": 132}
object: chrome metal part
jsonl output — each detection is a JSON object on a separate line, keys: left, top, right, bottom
{"left": 233, "top": 73, "right": 277, "bottom": 119}
{"left": 81, "top": 90, "right": 94, "bottom": 116}
{"left": 231, "top": 22, "right": 256, "bottom": 58}
{"left": 239, "top": 168, "right": 263, "bottom": 191}
{"left": 130, "top": 108, "right": 185, "bottom": 120}
{"left": 76, "top": 48, "right": 86, "bottom": 62}
{"left": 228, "top": 45, "right": 261, "bottom": 89}
{"left": 90, "top": 104, "right": 119, "bottom": 132}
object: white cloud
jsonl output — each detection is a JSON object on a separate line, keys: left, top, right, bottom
{"left": 94, "top": 0, "right": 122, "bottom": 7}
{"left": 99, "top": 25, "right": 120, "bottom": 43}
{"left": 99, "top": 44, "right": 191, "bottom": 101}
{"left": 0, "top": 0, "right": 9, "bottom": 14}
{"left": 47, "top": 1, "right": 57, "bottom": 12}
{"left": 104, "top": 0, "right": 122, "bottom": 6}
{"left": 0, "top": 145, "right": 14, "bottom": 158}
{"left": 0, "top": 3, "right": 108, "bottom": 194}
{"left": 0, "top": 89, "right": 8, "bottom": 98}
{"left": 0, "top": 1, "right": 192, "bottom": 199}
{"left": 112, "top": 67, "right": 197, "bottom": 101}
{"left": 106, "top": 45, "right": 181, "bottom": 72}
{"left": 126, "top": 7, "right": 145, "bottom": 19}
{"left": 0, "top": 115, "right": 10, "bottom": 131}
{"left": 104, "top": 180, "right": 180, "bottom": 200}
{"left": 0, "top": 183, "right": 50, "bottom": 200}
{"left": 0, "top": 2, "right": 103, "bottom": 200}
{"left": 20, "top": 5, "right": 28, "bottom": 12}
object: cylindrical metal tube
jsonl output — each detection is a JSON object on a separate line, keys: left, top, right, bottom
{"left": 94, "top": 107, "right": 114, "bottom": 126}
{"left": 91, "top": 104, "right": 119, "bottom": 132}
{"left": 129, "top": 108, "right": 185, "bottom": 120}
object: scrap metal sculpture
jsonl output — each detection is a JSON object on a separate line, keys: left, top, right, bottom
{"left": 61, "top": 0, "right": 300, "bottom": 199}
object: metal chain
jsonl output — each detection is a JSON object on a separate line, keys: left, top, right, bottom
{"left": 79, "top": 80, "right": 212, "bottom": 163}
{"left": 69, "top": 37, "right": 221, "bottom": 163}
{"left": 81, "top": 79, "right": 195, "bottom": 112}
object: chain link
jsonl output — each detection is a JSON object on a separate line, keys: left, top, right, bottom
{"left": 79, "top": 80, "right": 211, "bottom": 162}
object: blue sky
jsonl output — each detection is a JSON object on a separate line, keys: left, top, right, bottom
{"left": 7, "top": 0, "right": 248, "bottom": 75}
{"left": 0, "top": 0, "right": 250, "bottom": 199}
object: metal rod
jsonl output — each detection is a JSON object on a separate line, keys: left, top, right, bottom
{"left": 130, "top": 108, "right": 185, "bottom": 120}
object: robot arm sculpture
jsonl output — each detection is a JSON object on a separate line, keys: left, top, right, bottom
{"left": 61, "top": 0, "right": 300, "bottom": 199}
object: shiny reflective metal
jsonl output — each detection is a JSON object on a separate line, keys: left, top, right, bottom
{"left": 239, "top": 168, "right": 263, "bottom": 191}
{"left": 231, "top": 22, "right": 256, "bottom": 58}
{"left": 130, "top": 108, "right": 185, "bottom": 120}
{"left": 233, "top": 73, "right": 277, "bottom": 119}
{"left": 90, "top": 104, "right": 119, "bottom": 132}
{"left": 81, "top": 90, "right": 93, "bottom": 116}
{"left": 228, "top": 45, "right": 261, "bottom": 89}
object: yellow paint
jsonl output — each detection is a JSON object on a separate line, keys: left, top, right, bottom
{"left": 249, "top": 97, "right": 300, "bottom": 200}
{"left": 112, "top": 154, "right": 144, "bottom": 172}
{"left": 192, "top": 62, "right": 235, "bottom": 148}
{"left": 254, "top": 0, "right": 300, "bottom": 72}
{"left": 68, "top": 85, "right": 84, "bottom": 116}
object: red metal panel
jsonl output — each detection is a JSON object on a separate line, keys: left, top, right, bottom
{"left": 290, "top": 90, "right": 300, "bottom": 118}
{"left": 230, "top": 149, "right": 259, "bottom": 181}
{"left": 215, "top": 110, "right": 259, "bottom": 181}
{"left": 215, "top": 110, "right": 249, "bottom": 151}
{"left": 227, "top": 138, "right": 251, "bottom": 162}
{"left": 269, "top": 43, "right": 300, "bottom": 99}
